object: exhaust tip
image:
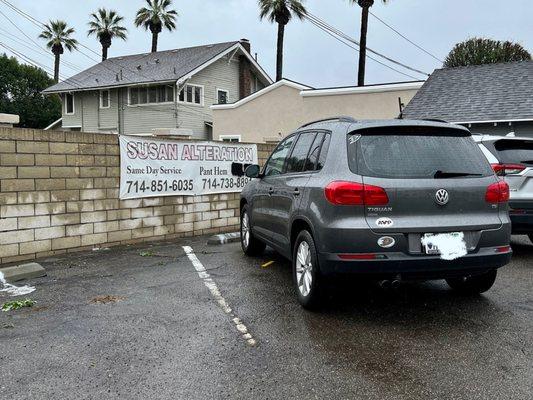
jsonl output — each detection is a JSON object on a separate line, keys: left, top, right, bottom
{"left": 378, "top": 280, "right": 391, "bottom": 289}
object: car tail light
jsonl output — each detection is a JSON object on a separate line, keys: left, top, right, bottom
{"left": 495, "top": 246, "right": 511, "bottom": 253}
{"left": 324, "top": 181, "right": 389, "bottom": 206}
{"left": 491, "top": 163, "right": 525, "bottom": 176}
{"left": 485, "top": 181, "right": 510, "bottom": 203}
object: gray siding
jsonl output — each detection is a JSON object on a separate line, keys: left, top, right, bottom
{"left": 120, "top": 87, "right": 177, "bottom": 136}
{"left": 60, "top": 54, "right": 268, "bottom": 137}
{"left": 177, "top": 56, "right": 240, "bottom": 139}
{"left": 61, "top": 90, "right": 119, "bottom": 133}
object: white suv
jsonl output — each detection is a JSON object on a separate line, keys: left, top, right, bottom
{"left": 474, "top": 134, "right": 533, "bottom": 243}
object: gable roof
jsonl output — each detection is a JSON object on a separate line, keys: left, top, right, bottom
{"left": 43, "top": 41, "right": 272, "bottom": 94}
{"left": 402, "top": 61, "right": 533, "bottom": 123}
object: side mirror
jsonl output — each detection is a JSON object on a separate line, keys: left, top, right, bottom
{"left": 245, "top": 164, "right": 261, "bottom": 178}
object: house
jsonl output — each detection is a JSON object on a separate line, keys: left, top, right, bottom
{"left": 402, "top": 61, "right": 533, "bottom": 136}
{"left": 211, "top": 79, "right": 423, "bottom": 143}
{"left": 43, "top": 40, "right": 272, "bottom": 139}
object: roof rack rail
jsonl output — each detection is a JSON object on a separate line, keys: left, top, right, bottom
{"left": 298, "top": 116, "right": 357, "bottom": 129}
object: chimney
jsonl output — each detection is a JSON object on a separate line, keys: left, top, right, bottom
{"left": 240, "top": 38, "right": 251, "bottom": 53}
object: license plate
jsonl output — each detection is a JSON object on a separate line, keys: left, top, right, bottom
{"left": 422, "top": 232, "right": 462, "bottom": 255}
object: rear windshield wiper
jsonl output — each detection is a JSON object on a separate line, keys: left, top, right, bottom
{"left": 433, "top": 170, "right": 483, "bottom": 179}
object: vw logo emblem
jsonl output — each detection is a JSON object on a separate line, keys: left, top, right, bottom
{"left": 435, "top": 189, "right": 449, "bottom": 206}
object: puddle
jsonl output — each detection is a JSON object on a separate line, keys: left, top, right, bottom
{"left": 0, "top": 271, "right": 36, "bottom": 297}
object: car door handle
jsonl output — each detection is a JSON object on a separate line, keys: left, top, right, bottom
{"left": 293, "top": 188, "right": 300, "bottom": 196}
{"left": 268, "top": 187, "right": 274, "bottom": 195}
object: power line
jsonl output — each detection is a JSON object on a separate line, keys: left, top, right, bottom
{"left": 0, "top": 27, "right": 83, "bottom": 72}
{"left": 304, "top": 10, "right": 429, "bottom": 77}
{"left": 369, "top": 10, "right": 443, "bottom": 63}
{"left": 303, "top": 14, "right": 421, "bottom": 80}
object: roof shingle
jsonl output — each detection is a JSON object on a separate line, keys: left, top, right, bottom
{"left": 43, "top": 41, "right": 239, "bottom": 93}
{"left": 402, "top": 61, "right": 533, "bottom": 122}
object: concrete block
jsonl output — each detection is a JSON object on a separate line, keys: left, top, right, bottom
{"left": 35, "top": 178, "right": 66, "bottom": 191}
{"left": 0, "top": 262, "right": 46, "bottom": 282}
{"left": 18, "top": 166, "right": 50, "bottom": 179}
{"left": 17, "top": 191, "right": 50, "bottom": 204}
{"left": 1, "top": 179, "right": 35, "bottom": 192}
{"left": 18, "top": 215, "right": 50, "bottom": 229}
{"left": 35, "top": 226, "right": 65, "bottom": 240}
{"left": 35, "top": 202, "right": 66, "bottom": 215}
{"left": 35, "top": 154, "right": 66, "bottom": 166}
{"left": 0, "top": 140, "right": 15, "bottom": 153}
{"left": 1, "top": 204, "right": 34, "bottom": 218}
{"left": 0, "top": 229, "right": 33, "bottom": 245}
{"left": 19, "top": 239, "right": 51, "bottom": 255}
{"left": 0, "top": 217, "right": 17, "bottom": 231}
{"left": 50, "top": 142, "right": 78, "bottom": 154}
{"left": 17, "top": 141, "right": 49, "bottom": 154}
{"left": 80, "top": 211, "right": 106, "bottom": 223}
{"left": 0, "top": 167, "right": 16, "bottom": 179}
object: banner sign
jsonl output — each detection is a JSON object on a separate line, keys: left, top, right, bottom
{"left": 119, "top": 136, "right": 258, "bottom": 199}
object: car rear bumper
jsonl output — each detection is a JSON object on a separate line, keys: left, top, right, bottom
{"left": 318, "top": 247, "right": 512, "bottom": 280}
{"left": 509, "top": 212, "right": 533, "bottom": 234}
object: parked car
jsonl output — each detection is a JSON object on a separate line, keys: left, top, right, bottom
{"left": 240, "top": 118, "right": 512, "bottom": 308}
{"left": 474, "top": 134, "right": 533, "bottom": 243}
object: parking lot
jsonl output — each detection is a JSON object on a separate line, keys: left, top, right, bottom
{"left": 1, "top": 234, "right": 532, "bottom": 400}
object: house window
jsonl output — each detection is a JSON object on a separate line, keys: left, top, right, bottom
{"left": 178, "top": 84, "right": 203, "bottom": 106}
{"left": 220, "top": 135, "right": 241, "bottom": 143}
{"left": 217, "top": 89, "right": 229, "bottom": 104}
{"left": 100, "top": 90, "right": 110, "bottom": 108}
{"left": 129, "top": 84, "right": 174, "bottom": 106}
{"left": 65, "top": 93, "right": 75, "bottom": 115}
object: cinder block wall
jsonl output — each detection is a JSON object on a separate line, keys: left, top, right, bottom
{"left": 0, "top": 128, "right": 275, "bottom": 265}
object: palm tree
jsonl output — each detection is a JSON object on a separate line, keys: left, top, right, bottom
{"left": 39, "top": 20, "right": 78, "bottom": 82}
{"left": 134, "top": 0, "right": 178, "bottom": 53}
{"left": 88, "top": 8, "right": 128, "bottom": 61}
{"left": 259, "top": 0, "right": 307, "bottom": 82}
{"left": 350, "top": 0, "right": 388, "bottom": 86}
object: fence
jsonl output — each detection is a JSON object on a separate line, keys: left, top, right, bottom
{"left": 0, "top": 127, "right": 275, "bottom": 265}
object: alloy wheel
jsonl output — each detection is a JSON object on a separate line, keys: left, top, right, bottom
{"left": 241, "top": 212, "right": 250, "bottom": 249}
{"left": 296, "top": 241, "right": 313, "bottom": 297}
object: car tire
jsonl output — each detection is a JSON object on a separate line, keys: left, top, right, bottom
{"left": 446, "top": 269, "right": 498, "bottom": 295}
{"left": 240, "top": 205, "right": 266, "bottom": 256}
{"left": 293, "top": 230, "right": 322, "bottom": 309}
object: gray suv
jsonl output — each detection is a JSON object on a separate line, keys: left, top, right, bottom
{"left": 240, "top": 118, "right": 512, "bottom": 308}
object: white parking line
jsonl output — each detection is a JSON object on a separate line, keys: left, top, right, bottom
{"left": 182, "top": 246, "right": 257, "bottom": 347}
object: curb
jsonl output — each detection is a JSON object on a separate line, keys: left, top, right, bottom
{"left": 207, "top": 232, "right": 241, "bottom": 245}
{"left": 0, "top": 262, "right": 46, "bottom": 283}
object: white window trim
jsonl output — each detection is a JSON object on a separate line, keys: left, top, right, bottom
{"left": 99, "top": 90, "right": 110, "bottom": 109}
{"left": 64, "top": 93, "right": 75, "bottom": 115}
{"left": 127, "top": 85, "right": 175, "bottom": 107}
{"left": 178, "top": 83, "right": 204, "bottom": 107}
{"left": 216, "top": 88, "right": 229, "bottom": 105}
{"left": 220, "top": 135, "right": 241, "bottom": 142}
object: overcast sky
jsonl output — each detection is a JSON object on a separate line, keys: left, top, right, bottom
{"left": 2, "top": 0, "right": 532, "bottom": 87}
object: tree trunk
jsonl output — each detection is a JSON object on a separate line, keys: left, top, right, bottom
{"left": 151, "top": 32, "right": 158, "bottom": 53}
{"left": 53, "top": 51, "right": 60, "bottom": 83}
{"left": 276, "top": 23, "right": 285, "bottom": 82}
{"left": 102, "top": 46, "right": 108, "bottom": 61}
{"left": 358, "top": 6, "right": 370, "bottom": 86}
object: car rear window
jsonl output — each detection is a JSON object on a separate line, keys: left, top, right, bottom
{"left": 492, "top": 139, "right": 533, "bottom": 165}
{"left": 348, "top": 133, "right": 493, "bottom": 179}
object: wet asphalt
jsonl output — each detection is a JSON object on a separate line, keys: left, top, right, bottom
{"left": 1, "top": 235, "right": 532, "bottom": 400}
